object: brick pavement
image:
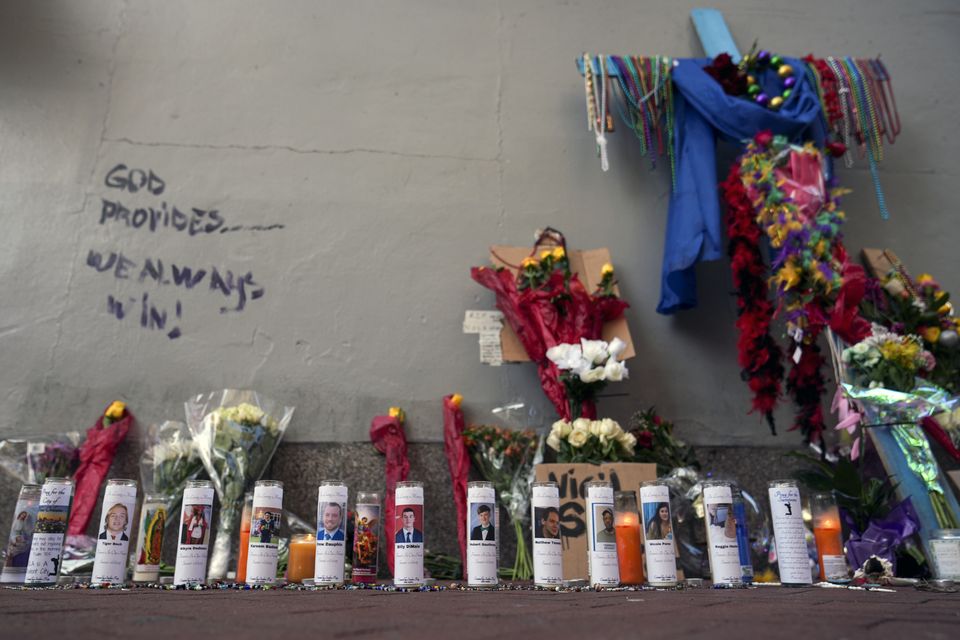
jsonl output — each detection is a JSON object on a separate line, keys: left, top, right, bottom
{"left": 1, "top": 585, "right": 958, "bottom": 639}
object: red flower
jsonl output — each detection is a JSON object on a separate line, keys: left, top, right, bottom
{"left": 637, "top": 430, "right": 654, "bottom": 449}
{"left": 754, "top": 130, "right": 774, "bottom": 148}
{"left": 826, "top": 141, "right": 847, "bottom": 158}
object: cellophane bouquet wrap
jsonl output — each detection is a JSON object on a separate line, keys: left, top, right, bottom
{"left": 462, "top": 407, "right": 542, "bottom": 580}
{"left": 0, "top": 433, "right": 81, "bottom": 484}
{"left": 139, "top": 421, "right": 205, "bottom": 518}
{"left": 185, "top": 390, "right": 294, "bottom": 578}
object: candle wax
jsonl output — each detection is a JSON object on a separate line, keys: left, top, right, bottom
{"left": 236, "top": 527, "right": 250, "bottom": 584}
{"left": 287, "top": 537, "right": 316, "bottom": 584}
{"left": 615, "top": 524, "right": 644, "bottom": 585}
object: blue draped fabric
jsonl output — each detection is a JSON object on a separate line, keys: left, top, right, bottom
{"left": 657, "top": 57, "right": 828, "bottom": 314}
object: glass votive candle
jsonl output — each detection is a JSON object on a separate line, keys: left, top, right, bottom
{"left": 811, "top": 492, "right": 847, "bottom": 581}
{"left": 287, "top": 533, "right": 317, "bottom": 583}
{"left": 613, "top": 491, "right": 644, "bottom": 585}
{"left": 930, "top": 529, "right": 960, "bottom": 581}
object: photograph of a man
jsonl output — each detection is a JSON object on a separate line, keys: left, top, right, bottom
{"left": 470, "top": 504, "right": 495, "bottom": 541}
{"left": 318, "top": 502, "right": 345, "bottom": 541}
{"left": 99, "top": 503, "right": 130, "bottom": 542}
{"left": 394, "top": 506, "right": 423, "bottom": 544}
{"left": 595, "top": 507, "right": 616, "bottom": 544}
{"left": 535, "top": 506, "right": 561, "bottom": 539}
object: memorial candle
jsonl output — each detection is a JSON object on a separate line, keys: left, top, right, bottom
{"left": 811, "top": 492, "right": 847, "bottom": 581}
{"left": 287, "top": 534, "right": 316, "bottom": 583}
{"left": 613, "top": 491, "right": 644, "bottom": 585}
{"left": 235, "top": 492, "right": 253, "bottom": 584}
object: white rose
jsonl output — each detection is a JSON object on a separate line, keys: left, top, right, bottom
{"left": 568, "top": 427, "right": 590, "bottom": 448}
{"left": 546, "top": 432, "right": 562, "bottom": 451}
{"left": 599, "top": 418, "right": 620, "bottom": 438}
{"left": 588, "top": 420, "right": 603, "bottom": 436}
{"left": 617, "top": 431, "right": 637, "bottom": 455}
{"left": 547, "top": 343, "right": 583, "bottom": 371}
{"left": 608, "top": 337, "right": 627, "bottom": 359}
{"left": 572, "top": 418, "right": 592, "bottom": 433}
{"left": 551, "top": 419, "right": 572, "bottom": 438}
{"left": 579, "top": 366, "right": 605, "bottom": 384}
{"left": 580, "top": 339, "right": 609, "bottom": 365}
{"left": 603, "top": 359, "right": 628, "bottom": 382}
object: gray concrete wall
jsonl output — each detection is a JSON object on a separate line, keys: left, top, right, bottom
{"left": 1, "top": 0, "right": 957, "bottom": 448}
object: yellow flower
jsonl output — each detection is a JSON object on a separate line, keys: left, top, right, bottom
{"left": 917, "top": 273, "right": 936, "bottom": 286}
{"left": 521, "top": 257, "right": 539, "bottom": 269}
{"left": 388, "top": 407, "right": 405, "bottom": 422}
{"left": 539, "top": 249, "right": 552, "bottom": 261}
{"left": 922, "top": 327, "right": 941, "bottom": 344}
{"left": 551, "top": 246, "right": 566, "bottom": 260}
{"left": 600, "top": 263, "right": 614, "bottom": 277}
{"left": 105, "top": 401, "right": 126, "bottom": 420}
{"left": 938, "top": 302, "right": 953, "bottom": 316}
{"left": 450, "top": 393, "right": 463, "bottom": 408}
{"left": 776, "top": 262, "right": 802, "bottom": 290}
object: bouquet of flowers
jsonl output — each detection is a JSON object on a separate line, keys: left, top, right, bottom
{"left": 462, "top": 423, "right": 541, "bottom": 580}
{"left": 545, "top": 337, "right": 628, "bottom": 419}
{"left": 834, "top": 327, "right": 959, "bottom": 530}
{"left": 545, "top": 417, "right": 635, "bottom": 464}
{"left": 139, "top": 421, "right": 205, "bottom": 516}
{"left": 861, "top": 270, "right": 960, "bottom": 395}
{"left": 471, "top": 228, "right": 629, "bottom": 421}
{"left": 0, "top": 432, "right": 81, "bottom": 484}
{"left": 627, "top": 407, "right": 699, "bottom": 475}
{"left": 842, "top": 325, "right": 936, "bottom": 392}
{"left": 186, "top": 390, "right": 294, "bottom": 578}
{"left": 68, "top": 401, "right": 134, "bottom": 535}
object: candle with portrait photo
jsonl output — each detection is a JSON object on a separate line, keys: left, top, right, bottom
{"left": 246, "top": 480, "right": 284, "bottom": 586}
{"left": 315, "top": 481, "right": 348, "bottom": 585}
{"left": 702, "top": 481, "right": 742, "bottom": 585}
{"left": 586, "top": 482, "right": 619, "bottom": 587}
{"left": 91, "top": 478, "right": 138, "bottom": 585}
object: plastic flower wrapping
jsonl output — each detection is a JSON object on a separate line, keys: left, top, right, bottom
{"left": 186, "top": 390, "right": 294, "bottom": 579}
{"left": 0, "top": 432, "right": 81, "bottom": 485}
{"left": 462, "top": 403, "right": 543, "bottom": 580}
{"left": 138, "top": 420, "right": 205, "bottom": 518}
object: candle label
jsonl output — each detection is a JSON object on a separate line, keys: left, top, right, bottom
{"left": 315, "top": 484, "right": 348, "bottom": 584}
{"left": 1, "top": 489, "right": 42, "bottom": 584}
{"left": 24, "top": 481, "right": 73, "bottom": 585}
{"left": 173, "top": 485, "right": 214, "bottom": 586}
{"left": 640, "top": 484, "right": 678, "bottom": 585}
{"left": 393, "top": 485, "right": 424, "bottom": 586}
{"left": 821, "top": 554, "right": 848, "bottom": 580}
{"left": 586, "top": 486, "right": 619, "bottom": 586}
{"left": 91, "top": 482, "right": 138, "bottom": 584}
{"left": 531, "top": 485, "right": 562, "bottom": 586}
{"left": 133, "top": 499, "right": 168, "bottom": 582}
{"left": 702, "top": 484, "right": 741, "bottom": 584}
{"left": 768, "top": 485, "right": 812, "bottom": 584}
{"left": 466, "top": 485, "right": 498, "bottom": 587}
{"left": 352, "top": 503, "right": 380, "bottom": 582}
{"left": 930, "top": 539, "right": 960, "bottom": 580}
{"left": 246, "top": 484, "right": 284, "bottom": 585}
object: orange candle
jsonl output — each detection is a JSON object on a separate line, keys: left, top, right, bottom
{"left": 287, "top": 534, "right": 317, "bottom": 583}
{"left": 235, "top": 493, "right": 253, "bottom": 583}
{"left": 613, "top": 491, "right": 645, "bottom": 585}
{"left": 811, "top": 492, "right": 848, "bottom": 581}
{"left": 615, "top": 522, "right": 645, "bottom": 584}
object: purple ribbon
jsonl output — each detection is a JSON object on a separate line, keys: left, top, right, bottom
{"left": 842, "top": 498, "right": 920, "bottom": 572}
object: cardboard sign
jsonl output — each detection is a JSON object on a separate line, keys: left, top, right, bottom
{"left": 486, "top": 245, "right": 635, "bottom": 363}
{"left": 534, "top": 462, "right": 657, "bottom": 580}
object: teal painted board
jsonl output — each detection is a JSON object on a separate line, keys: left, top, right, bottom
{"left": 691, "top": 8, "right": 741, "bottom": 62}
{"left": 869, "top": 426, "right": 960, "bottom": 563}
{"left": 575, "top": 55, "right": 622, "bottom": 78}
